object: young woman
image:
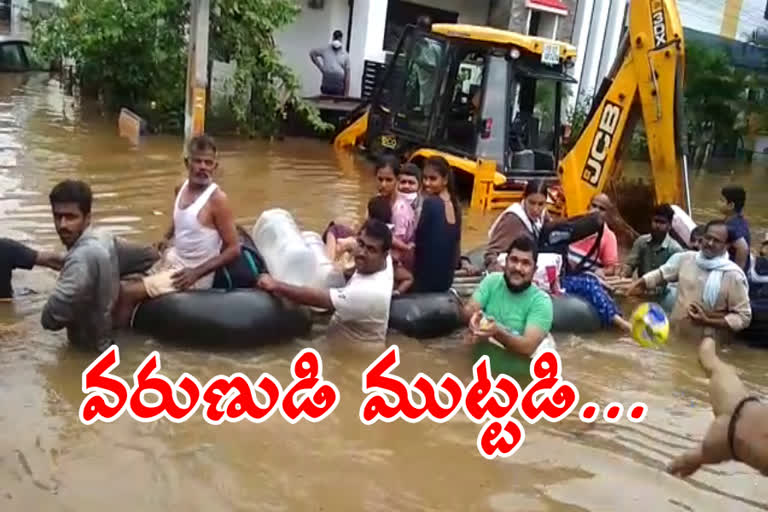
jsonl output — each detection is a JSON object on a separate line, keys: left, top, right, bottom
{"left": 375, "top": 155, "right": 416, "bottom": 262}
{"left": 412, "top": 156, "right": 462, "bottom": 293}
{"left": 323, "top": 154, "right": 409, "bottom": 265}
{"left": 484, "top": 179, "right": 550, "bottom": 270}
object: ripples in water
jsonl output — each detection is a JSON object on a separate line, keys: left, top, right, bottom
{"left": 0, "top": 73, "right": 767, "bottom": 510}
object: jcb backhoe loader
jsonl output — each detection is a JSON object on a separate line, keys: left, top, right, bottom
{"left": 333, "top": 0, "right": 691, "bottom": 224}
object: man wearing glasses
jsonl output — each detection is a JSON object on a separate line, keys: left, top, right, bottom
{"left": 627, "top": 220, "right": 751, "bottom": 339}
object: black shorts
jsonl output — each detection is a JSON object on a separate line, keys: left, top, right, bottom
{"left": 0, "top": 238, "right": 38, "bottom": 299}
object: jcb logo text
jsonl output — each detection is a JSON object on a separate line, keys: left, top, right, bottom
{"left": 581, "top": 102, "right": 622, "bottom": 187}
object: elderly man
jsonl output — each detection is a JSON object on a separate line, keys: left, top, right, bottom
{"left": 627, "top": 220, "right": 751, "bottom": 339}
{"left": 463, "top": 235, "right": 555, "bottom": 375}
{"left": 114, "top": 134, "right": 240, "bottom": 328}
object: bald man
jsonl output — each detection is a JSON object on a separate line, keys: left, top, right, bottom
{"left": 566, "top": 194, "right": 619, "bottom": 276}
{"left": 559, "top": 194, "right": 631, "bottom": 333}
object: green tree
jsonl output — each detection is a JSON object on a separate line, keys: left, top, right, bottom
{"left": 684, "top": 42, "right": 746, "bottom": 168}
{"left": 30, "top": 0, "right": 328, "bottom": 135}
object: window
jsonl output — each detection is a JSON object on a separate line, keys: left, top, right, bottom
{"left": 0, "top": 43, "right": 27, "bottom": 71}
{"left": 392, "top": 35, "right": 446, "bottom": 138}
{"left": 435, "top": 49, "right": 488, "bottom": 155}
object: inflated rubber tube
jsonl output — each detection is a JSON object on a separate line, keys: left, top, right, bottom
{"left": 551, "top": 294, "right": 601, "bottom": 333}
{"left": 386, "top": 291, "right": 601, "bottom": 339}
{"left": 738, "top": 299, "right": 768, "bottom": 348}
{"left": 389, "top": 292, "right": 464, "bottom": 339}
{"left": 132, "top": 289, "right": 313, "bottom": 347}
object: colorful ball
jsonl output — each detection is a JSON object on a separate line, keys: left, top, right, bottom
{"left": 630, "top": 302, "right": 670, "bottom": 348}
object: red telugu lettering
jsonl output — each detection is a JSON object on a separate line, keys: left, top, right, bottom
{"left": 359, "top": 346, "right": 412, "bottom": 425}
{"left": 411, "top": 373, "right": 464, "bottom": 423}
{"left": 200, "top": 373, "right": 282, "bottom": 425}
{"left": 279, "top": 348, "right": 339, "bottom": 424}
{"left": 518, "top": 350, "right": 579, "bottom": 424}
{"left": 227, "top": 373, "right": 282, "bottom": 423}
{"left": 462, "top": 356, "right": 522, "bottom": 424}
{"left": 476, "top": 418, "right": 526, "bottom": 460}
{"left": 79, "top": 345, "right": 130, "bottom": 425}
{"left": 360, "top": 346, "right": 465, "bottom": 425}
{"left": 201, "top": 376, "right": 236, "bottom": 425}
{"left": 126, "top": 351, "right": 202, "bottom": 423}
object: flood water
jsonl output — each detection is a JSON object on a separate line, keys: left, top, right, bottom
{"left": 1, "top": 73, "right": 767, "bottom": 511}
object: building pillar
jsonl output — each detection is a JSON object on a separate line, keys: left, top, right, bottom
{"left": 720, "top": 0, "right": 744, "bottom": 39}
{"left": 183, "top": 0, "right": 210, "bottom": 146}
{"left": 348, "top": 0, "right": 389, "bottom": 98}
{"left": 576, "top": 0, "right": 609, "bottom": 105}
{"left": 597, "top": 0, "right": 627, "bottom": 81}
{"left": 566, "top": 0, "right": 594, "bottom": 112}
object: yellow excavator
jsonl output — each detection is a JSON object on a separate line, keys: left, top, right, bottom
{"left": 333, "top": 0, "right": 691, "bottom": 223}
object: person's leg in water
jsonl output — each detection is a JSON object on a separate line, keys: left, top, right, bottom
{"left": 393, "top": 260, "right": 413, "bottom": 295}
{"left": 113, "top": 249, "right": 186, "bottom": 328}
{"left": 562, "top": 273, "right": 631, "bottom": 333}
{"left": 113, "top": 279, "right": 151, "bottom": 328}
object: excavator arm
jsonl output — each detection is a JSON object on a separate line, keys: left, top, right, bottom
{"left": 558, "top": 0, "right": 690, "bottom": 218}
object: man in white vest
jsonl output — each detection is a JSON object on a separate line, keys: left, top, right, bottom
{"left": 113, "top": 134, "right": 241, "bottom": 327}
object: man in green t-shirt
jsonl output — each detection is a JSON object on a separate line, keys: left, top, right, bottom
{"left": 463, "top": 235, "right": 554, "bottom": 375}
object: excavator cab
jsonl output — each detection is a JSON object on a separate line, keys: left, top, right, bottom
{"left": 337, "top": 24, "right": 577, "bottom": 208}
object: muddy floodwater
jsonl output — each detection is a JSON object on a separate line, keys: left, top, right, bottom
{"left": 1, "top": 73, "right": 768, "bottom": 511}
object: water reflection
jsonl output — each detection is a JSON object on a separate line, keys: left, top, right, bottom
{"left": 0, "top": 73, "right": 766, "bottom": 511}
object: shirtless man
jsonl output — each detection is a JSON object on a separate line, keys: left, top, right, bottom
{"left": 113, "top": 134, "right": 240, "bottom": 327}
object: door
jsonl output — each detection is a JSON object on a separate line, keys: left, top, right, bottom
{"left": 432, "top": 45, "right": 490, "bottom": 158}
{"left": 390, "top": 32, "right": 447, "bottom": 141}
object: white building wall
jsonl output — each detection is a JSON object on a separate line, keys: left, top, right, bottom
{"left": 677, "top": 0, "right": 767, "bottom": 41}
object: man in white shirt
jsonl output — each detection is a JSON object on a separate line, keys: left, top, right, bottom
{"left": 257, "top": 219, "right": 394, "bottom": 342}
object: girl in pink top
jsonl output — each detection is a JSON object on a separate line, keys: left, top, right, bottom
{"left": 375, "top": 155, "right": 416, "bottom": 268}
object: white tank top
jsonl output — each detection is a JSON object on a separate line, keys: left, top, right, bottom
{"left": 173, "top": 180, "right": 223, "bottom": 266}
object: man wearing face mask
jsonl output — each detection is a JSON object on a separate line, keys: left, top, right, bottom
{"left": 463, "top": 235, "right": 555, "bottom": 372}
{"left": 309, "top": 30, "right": 350, "bottom": 96}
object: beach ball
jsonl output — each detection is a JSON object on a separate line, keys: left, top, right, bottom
{"left": 630, "top": 302, "right": 670, "bottom": 348}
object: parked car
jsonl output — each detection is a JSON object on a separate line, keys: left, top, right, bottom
{"left": 0, "top": 36, "right": 56, "bottom": 72}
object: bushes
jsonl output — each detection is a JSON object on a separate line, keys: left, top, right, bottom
{"left": 31, "top": 0, "right": 328, "bottom": 136}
